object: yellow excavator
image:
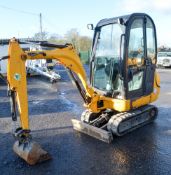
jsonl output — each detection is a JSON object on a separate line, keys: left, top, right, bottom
{"left": 1, "top": 13, "right": 160, "bottom": 165}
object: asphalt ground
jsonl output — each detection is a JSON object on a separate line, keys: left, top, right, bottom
{"left": 0, "top": 67, "right": 171, "bottom": 175}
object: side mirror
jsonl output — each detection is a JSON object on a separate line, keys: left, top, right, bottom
{"left": 87, "top": 24, "right": 94, "bottom": 30}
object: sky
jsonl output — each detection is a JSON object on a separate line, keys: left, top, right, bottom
{"left": 0, "top": 0, "right": 171, "bottom": 46}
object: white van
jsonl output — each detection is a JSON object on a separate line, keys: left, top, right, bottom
{"left": 157, "top": 52, "right": 171, "bottom": 67}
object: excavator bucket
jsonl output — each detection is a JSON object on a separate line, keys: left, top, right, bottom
{"left": 13, "top": 141, "right": 51, "bottom": 165}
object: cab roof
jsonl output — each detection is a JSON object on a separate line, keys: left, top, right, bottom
{"left": 95, "top": 13, "right": 149, "bottom": 28}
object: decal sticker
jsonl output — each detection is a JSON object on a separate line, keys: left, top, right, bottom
{"left": 14, "top": 73, "right": 21, "bottom": 81}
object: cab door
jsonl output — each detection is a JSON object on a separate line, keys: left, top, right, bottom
{"left": 126, "top": 15, "right": 157, "bottom": 99}
{"left": 144, "top": 17, "right": 157, "bottom": 95}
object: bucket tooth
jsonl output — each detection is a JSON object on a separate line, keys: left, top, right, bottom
{"left": 13, "top": 141, "right": 51, "bottom": 165}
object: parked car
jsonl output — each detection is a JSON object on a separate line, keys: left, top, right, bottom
{"left": 157, "top": 52, "right": 171, "bottom": 67}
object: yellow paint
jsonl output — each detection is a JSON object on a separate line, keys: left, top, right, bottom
{"left": 7, "top": 38, "right": 29, "bottom": 129}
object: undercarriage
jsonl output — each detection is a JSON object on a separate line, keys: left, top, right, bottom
{"left": 72, "top": 105, "right": 158, "bottom": 143}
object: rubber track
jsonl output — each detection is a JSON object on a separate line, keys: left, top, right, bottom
{"left": 107, "top": 105, "right": 158, "bottom": 136}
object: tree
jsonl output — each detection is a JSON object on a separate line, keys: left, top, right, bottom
{"left": 79, "top": 36, "right": 92, "bottom": 51}
{"left": 48, "top": 33, "right": 66, "bottom": 44}
{"left": 32, "top": 29, "right": 92, "bottom": 52}
{"left": 65, "top": 28, "right": 80, "bottom": 51}
{"left": 33, "top": 31, "right": 48, "bottom": 40}
{"left": 48, "top": 33, "right": 60, "bottom": 42}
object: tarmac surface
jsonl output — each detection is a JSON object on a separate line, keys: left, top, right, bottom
{"left": 0, "top": 67, "right": 171, "bottom": 175}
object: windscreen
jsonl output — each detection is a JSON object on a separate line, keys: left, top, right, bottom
{"left": 92, "top": 23, "right": 124, "bottom": 93}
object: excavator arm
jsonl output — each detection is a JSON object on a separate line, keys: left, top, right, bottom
{"left": 7, "top": 39, "right": 94, "bottom": 130}
{"left": 7, "top": 38, "right": 105, "bottom": 165}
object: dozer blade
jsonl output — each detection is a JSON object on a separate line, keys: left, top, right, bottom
{"left": 72, "top": 119, "right": 113, "bottom": 143}
{"left": 13, "top": 141, "right": 51, "bottom": 165}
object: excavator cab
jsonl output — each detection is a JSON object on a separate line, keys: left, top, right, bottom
{"left": 73, "top": 13, "right": 159, "bottom": 143}
{"left": 90, "top": 13, "right": 157, "bottom": 100}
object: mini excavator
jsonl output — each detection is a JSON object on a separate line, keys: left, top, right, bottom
{"left": 2, "top": 13, "right": 160, "bottom": 165}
